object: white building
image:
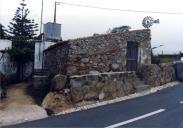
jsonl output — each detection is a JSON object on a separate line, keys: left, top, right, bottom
{"left": 34, "top": 41, "right": 56, "bottom": 70}
{"left": 0, "top": 39, "right": 16, "bottom": 76}
{"left": 34, "top": 22, "right": 61, "bottom": 73}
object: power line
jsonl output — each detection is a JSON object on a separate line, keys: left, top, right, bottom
{"left": 60, "top": 2, "right": 183, "bottom": 15}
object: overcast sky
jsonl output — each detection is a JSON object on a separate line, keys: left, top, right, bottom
{"left": 0, "top": 0, "right": 183, "bottom": 53}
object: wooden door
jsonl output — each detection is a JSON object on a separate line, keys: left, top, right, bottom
{"left": 127, "top": 42, "right": 138, "bottom": 71}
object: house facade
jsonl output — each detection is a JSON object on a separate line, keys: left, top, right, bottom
{"left": 43, "top": 29, "right": 151, "bottom": 76}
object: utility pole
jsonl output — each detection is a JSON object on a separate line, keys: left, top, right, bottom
{"left": 40, "top": 0, "right": 44, "bottom": 34}
{"left": 54, "top": 1, "right": 61, "bottom": 23}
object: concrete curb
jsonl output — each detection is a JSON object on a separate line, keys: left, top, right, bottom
{"left": 56, "top": 81, "right": 181, "bottom": 116}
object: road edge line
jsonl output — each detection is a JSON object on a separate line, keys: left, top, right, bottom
{"left": 105, "top": 109, "right": 166, "bottom": 128}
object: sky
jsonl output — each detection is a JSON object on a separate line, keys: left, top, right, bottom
{"left": 0, "top": 0, "right": 183, "bottom": 54}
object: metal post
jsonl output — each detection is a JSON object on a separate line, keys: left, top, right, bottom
{"left": 40, "top": 0, "right": 44, "bottom": 34}
{"left": 39, "top": 0, "right": 44, "bottom": 62}
{"left": 54, "top": 2, "right": 57, "bottom": 23}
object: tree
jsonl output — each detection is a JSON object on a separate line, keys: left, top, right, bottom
{"left": 0, "top": 24, "right": 7, "bottom": 39}
{"left": 8, "top": 0, "right": 38, "bottom": 81}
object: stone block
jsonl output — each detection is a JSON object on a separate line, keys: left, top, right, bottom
{"left": 51, "top": 74, "right": 67, "bottom": 91}
{"left": 111, "top": 63, "right": 120, "bottom": 71}
{"left": 71, "top": 86, "right": 83, "bottom": 102}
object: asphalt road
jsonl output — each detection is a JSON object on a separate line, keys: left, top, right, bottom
{"left": 6, "top": 83, "right": 183, "bottom": 128}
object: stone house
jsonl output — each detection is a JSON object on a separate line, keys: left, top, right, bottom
{"left": 43, "top": 29, "right": 151, "bottom": 76}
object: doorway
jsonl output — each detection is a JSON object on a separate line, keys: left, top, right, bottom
{"left": 126, "top": 42, "right": 138, "bottom": 71}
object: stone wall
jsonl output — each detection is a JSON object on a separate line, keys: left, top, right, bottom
{"left": 34, "top": 41, "right": 56, "bottom": 70}
{"left": 41, "top": 62, "right": 180, "bottom": 114}
{"left": 42, "top": 71, "right": 141, "bottom": 114}
{"left": 137, "top": 63, "right": 176, "bottom": 86}
{"left": 0, "top": 52, "right": 33, "bottom": 82}
{"left": 69, "top": 71, "right": 140, "bottom": 102}
{"left": 44, "top": 41, "right": 70, "bottom": 76}
{"left": 44, "top": 29, "right": 151, "bottom": 76}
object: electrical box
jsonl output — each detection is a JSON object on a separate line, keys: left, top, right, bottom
{"left": 43, "top": 22, "right": 61, "bottom": 40}
{"left": 175, "top": 63, "right": 183, "bottom": 81}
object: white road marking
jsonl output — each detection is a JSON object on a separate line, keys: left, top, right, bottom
{"left": 105, "top": 109, "right": 165, "bottom": 128}
{"left": 179, "top": 101, "right": 183, "bottom": 104}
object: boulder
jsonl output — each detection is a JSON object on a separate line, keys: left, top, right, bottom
{"left": 51, "top": 74, "right": 67, "bottom": 91}
{"left": 42, "top": 92, "right": 72, "bottom": 114}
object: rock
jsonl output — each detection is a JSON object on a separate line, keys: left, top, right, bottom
{"left": 51, "top": 74, "right": 67, "bottom": 91}
{"left": 42, "top": 92, "right": 72, "bottom": 114}
{"left": 102, "top": 80, "right": 123, "bottom": 99}
{"left": 111, "top": 63, "right": 119, "bottom": 71}
{"left": 159, "top": 63, "right": 175, "bottom": 84}
{"left": 95, "top": 82, "right": 104, "bottom": 92}
{"left": 122, "top": 82, "right": 134, "bottom": 94}
{"left": 70, "top": 79, "right": 83, "bottom": 88}
{"left": 69, "top": 72, "right": 139, "bottom": 102}
{"left": 89, "top": 70, "right": 101, "bottom": 75}
{"left": 82, "top": 86, "right": 98, "bottom": 100}
{"left": 80, "top": 63, "right": 85, "bottom": 67}
{"left": 99, "top": 91, "right": 105, "bottom": 100}
{"left": 84, "top": 91, "right": 98, "bottom": 100}
{"left": 67, "top": 66, "right": 78, "bottom": 75}
{"left": 137, "top": 64, "right": 161, "bottom": 87}
{"left": 81, "top": 58, "right": 89, "bottom": 63}
{"left": 137, "top": 63, "right": 176, "bottom": 87}
{"left": 71, "top": 87, "right": 83, "bottom": 102}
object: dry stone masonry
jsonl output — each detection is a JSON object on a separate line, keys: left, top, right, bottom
{"left": 70, "top": 71, "right": 140, "bottom": 102}
{"left": 137, "top": 63, "right": 176, "bottom": 87}
{"left": 40, "top": 29, "right": 181, "bottom": 115}
{"left": 41, "top": 63, "right": 181, "bottom": 114}
{"left": 44, "top": 29, "right": 151, "bottom": 76}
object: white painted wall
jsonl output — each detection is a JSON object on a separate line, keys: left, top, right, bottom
{"left": 0, "top": 39, "right": 12, "bottom": 50}
{"left": 0, "top": 40, "right": 14, "bottom": 75}
{"left": 0, "top": 52, "right": 17, "bottom": 75}
{"left": 34, "top": 41, "right": 56, "bottom": 70}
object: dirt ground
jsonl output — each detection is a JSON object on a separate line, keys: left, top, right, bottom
{"left": 0, "top": 82, "right": 48, "bottom": 126}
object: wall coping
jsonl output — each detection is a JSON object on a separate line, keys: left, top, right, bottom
{"left": 43, "top": 29, "right": 150, "bottom": 53}
{"left": 70, "top": 71, "right": 136, "bottom": 78}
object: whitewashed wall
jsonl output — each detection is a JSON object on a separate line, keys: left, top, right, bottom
{"left": 0, "top": 52, "right": 17, "bottom": 76}
{"left": 0, "top": 39, "right": 12, "bottom": 50}
{"left": 0, "top": 39, "right": 33, "bottom": 80}
{"left": 0, "top": 40, "right": 15, "bottom": 75}
{"left": 34, "top": 41, "right": 56, "bottom": 70}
